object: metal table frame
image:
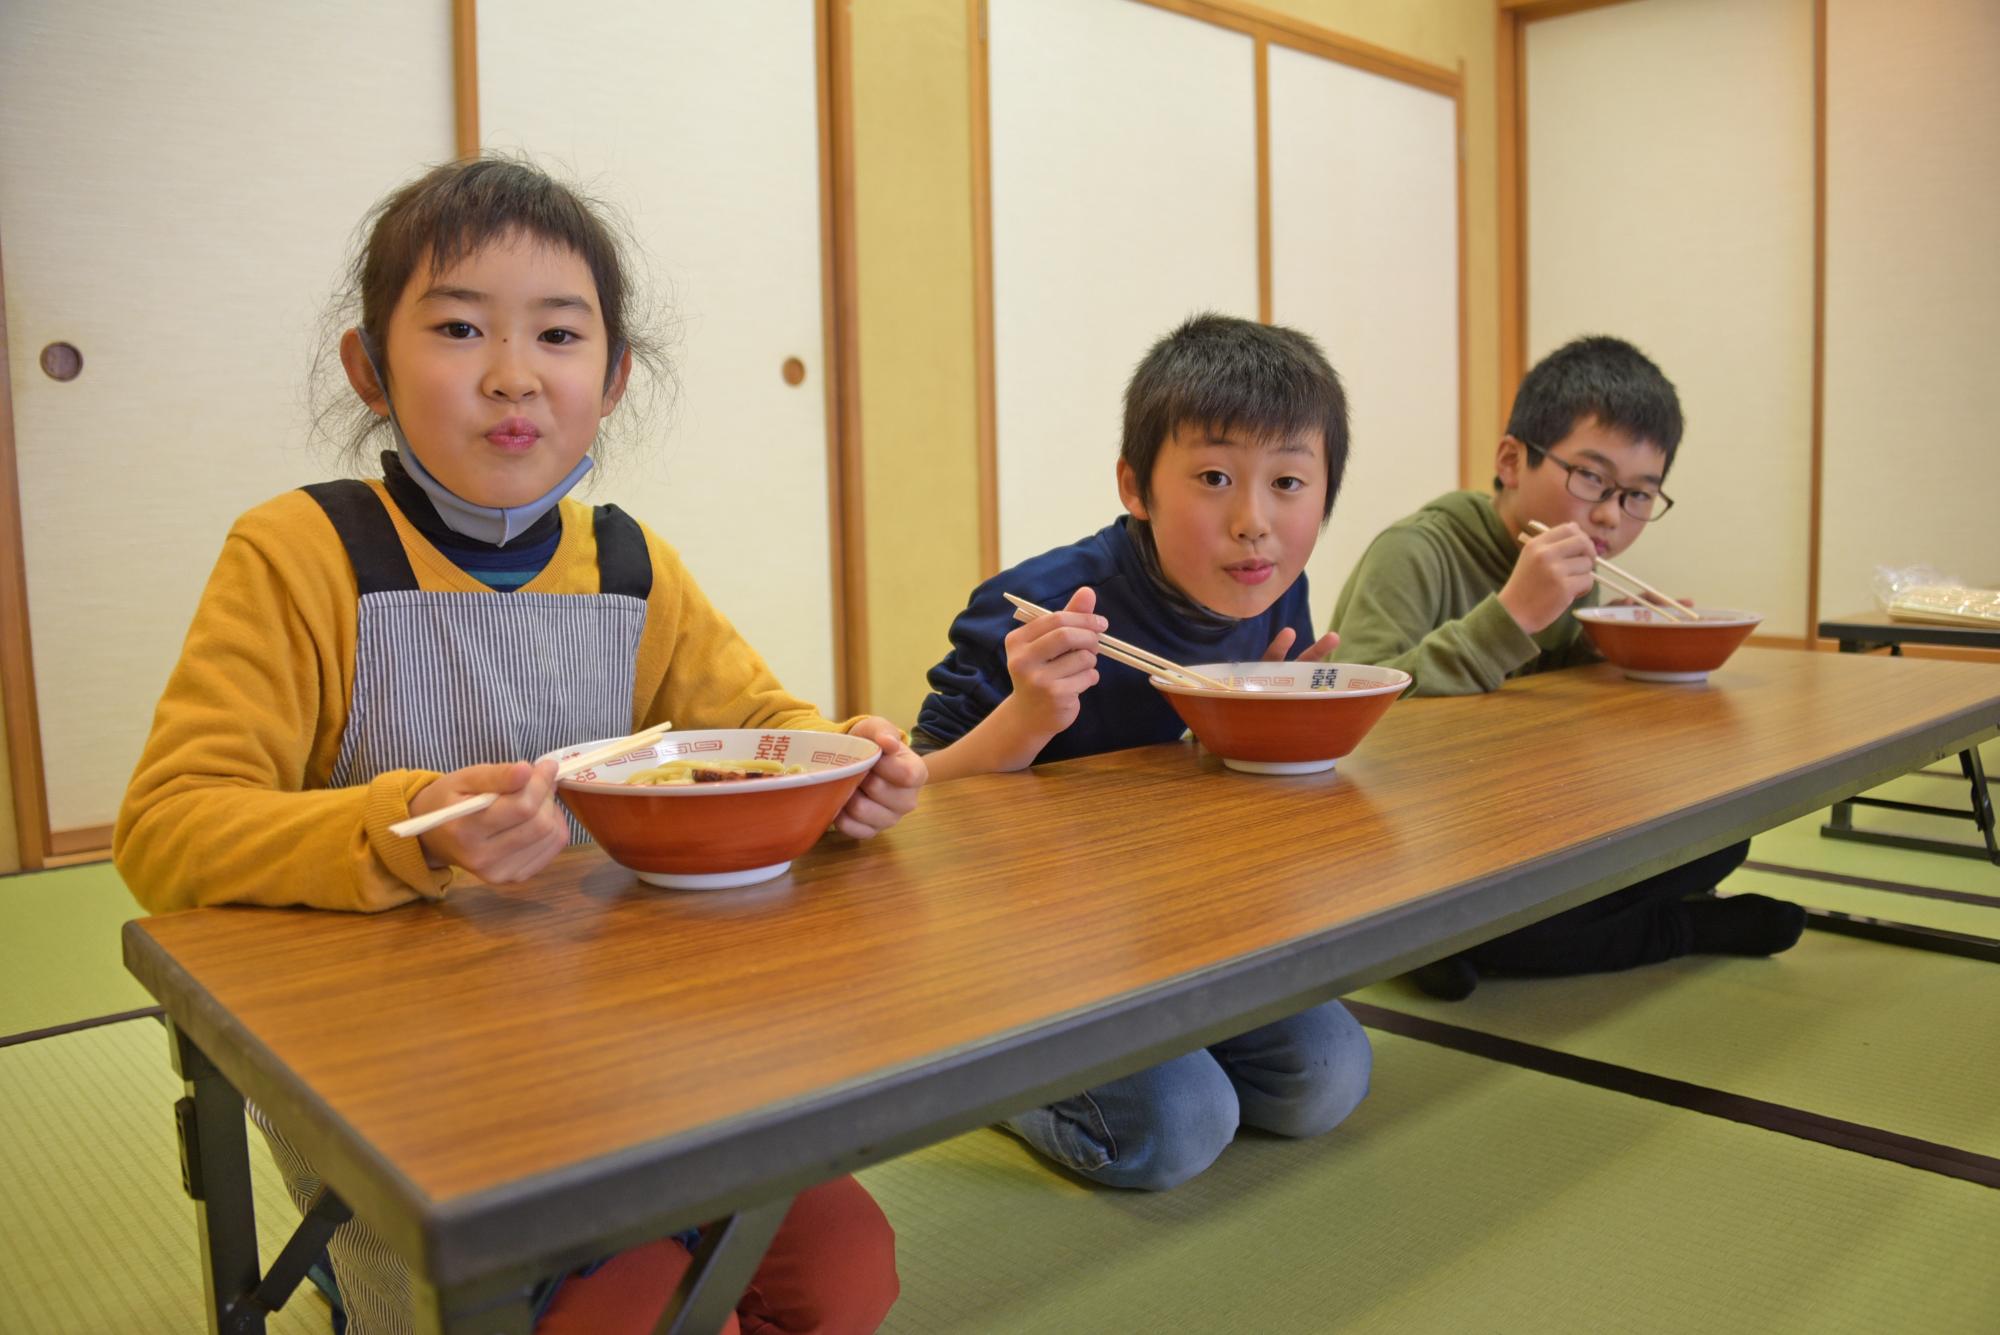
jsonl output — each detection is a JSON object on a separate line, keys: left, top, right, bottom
{"left": 167, "top": 1014, "right": 791, "bottom": 1335}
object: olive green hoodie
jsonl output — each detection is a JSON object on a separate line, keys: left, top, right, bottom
{"left": 1329, "top": 489, "right": 1599, "bottom": 696}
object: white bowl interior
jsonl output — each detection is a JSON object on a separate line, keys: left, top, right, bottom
{"left": 543, "top": 728, "right": 880, "bottom": 794}
{"left": 1150, "top": 661, "right": 1412, "bottom": 701}
{"left": 1573, "top": 607, "right": 1763, "bottom": 628}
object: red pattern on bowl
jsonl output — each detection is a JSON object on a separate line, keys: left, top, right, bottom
{"left": 1150, "top": 662, "right": 1412, "bottom": 774}
{"left": 1573, "top": 607, "right": 1763, "bottom": 682}
{"left": 544, "top": 729, "right": 880, "bottom": 888}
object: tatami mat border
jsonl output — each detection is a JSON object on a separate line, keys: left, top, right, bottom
{"left": 1743, "top": 859, "right": 2000, "bottom": 909}
{"left": 0, "top": 1006, "right": 162, "bottom": 1051}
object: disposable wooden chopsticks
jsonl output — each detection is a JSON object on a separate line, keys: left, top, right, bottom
{"left": 388, "top": 720, "right": 675, "bottom": 839}
{"left": 1002, "top": 592, "right": 1236, "bottom": 690}
{"left": 1521, "top": 521, "right": 1699, "bottom": 622}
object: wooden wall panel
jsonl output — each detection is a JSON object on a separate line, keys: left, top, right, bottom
{"left": 0, "top": 0, "right": 454, "bottom": 840}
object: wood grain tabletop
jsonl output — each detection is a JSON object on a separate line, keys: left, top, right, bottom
{"left": 123, "top": 648, "right": 2000, "bottom": 1278}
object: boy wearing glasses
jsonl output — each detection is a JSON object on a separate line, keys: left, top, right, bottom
{"left": 1331, "top": 335, "right": 1802, "bottom": 998}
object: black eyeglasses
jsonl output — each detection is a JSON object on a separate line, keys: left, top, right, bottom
{"left": 1520, "top": 440, "right": 1674, "bottom": 522}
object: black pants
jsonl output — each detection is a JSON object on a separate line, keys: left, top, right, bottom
{"left": 1464, "top": 840, "right": 1752, "bottom": 976}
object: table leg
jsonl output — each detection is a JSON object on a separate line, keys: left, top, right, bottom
{"left": 422, "top": 1196, "right": 794, "bottom": 1335}
{"left": 1802, "top": 910, "right": 2000, "bottom": 962}
{"left": 168, "top": 1021, "right": 264, "bottom": 1335}
{"left": 655, "top": 1196, "right": 792, "bottom": 1335}
{"left": 432, "top": 1286, "right": 541, "bottom": 1335}
{"left": 1825, "top": 637, "right": 1867, "bottom": 832}
{"left": 1964, "top": 745, "right": 1999, "bottom": 865}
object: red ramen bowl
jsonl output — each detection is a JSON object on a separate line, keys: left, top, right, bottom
{"left": 545, "top": 729, "right": 880, "bottom": 889}
{"left": 1150, "top": 662, "right": 1412, "bottom": 775}
{"left": 1573, "top": 607, "right": 1763, "bottom": 683}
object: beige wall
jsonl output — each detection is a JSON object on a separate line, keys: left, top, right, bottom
{"left": 1524, "top": 0, "right": 1815, "bottom": 637}
{"left": 1821, "top": 0, "right": 2000, "bottom": 613}
{"left": 848, "top": 0, "right": 1501, "bottom": 726}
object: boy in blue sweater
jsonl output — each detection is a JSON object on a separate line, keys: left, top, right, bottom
{"left": 914, "top": 314, "right": 1372, "bottom": 1190}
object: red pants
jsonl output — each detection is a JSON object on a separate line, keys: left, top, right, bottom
{"left": 535, "top": 1176, "right": 898, "bottom": 1335}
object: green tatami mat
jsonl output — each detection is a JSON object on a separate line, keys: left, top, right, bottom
{"left": 1352, "top": 930, "right": 2000, "bottom": 1159}
{"left": 861, "top": 1032, "right": 2000, "bottom": 1334}
{"left": 1726, "top": 865, "right": 2000, "bottom": 938}
{"left": 0, "top": 1018, "right": 327, "bottom": 1333}
{"left": 0, "top": 862, "right": 152, "bottom": 1038}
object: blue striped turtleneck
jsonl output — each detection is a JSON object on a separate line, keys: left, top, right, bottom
{"left": 378, "top": 452, "right": 563, "bottom": 591}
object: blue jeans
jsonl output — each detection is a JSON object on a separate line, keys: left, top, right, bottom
{"left": 1006, "top": 1000, "right": 1372, "bottom": 1191}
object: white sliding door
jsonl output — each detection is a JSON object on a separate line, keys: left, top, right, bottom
{"left": 989, "top": 0, "right": 1259, "bottom": 568}
{"left": 1269, "top": 46, "right": 1459, "bottom": 620}
{"left": 0, "top": 0, "right": 453, "bottom": 837}
{"left": 480, "top": 1, "right": 838, "bottom": 711}
{"left": 1822, "top": 0, "right": 2000, "bottom": 609}
{"left": 1527, "top": 0, "right": 1814, "bottom": 635}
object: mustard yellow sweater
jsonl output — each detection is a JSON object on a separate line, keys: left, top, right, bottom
{"left": 115, "top": 483, "right": 854, "bottom": 914}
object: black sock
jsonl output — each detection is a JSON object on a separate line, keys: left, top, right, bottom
{"left": 1687, "top": 895, "right": 1806, "bottom": 957}
{"left": 1411, "top": 955, "right": 1479, "bottom": 1001}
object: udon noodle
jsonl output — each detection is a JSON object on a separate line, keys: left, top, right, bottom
{"left": 624, "top": 758, "right": 804, "bottom": 786}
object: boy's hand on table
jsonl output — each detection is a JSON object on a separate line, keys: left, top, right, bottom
{"left": 1261, "top": 628, "right": 1340, "bottom": 663}
{"left": 1001, "top": 586, "right": 1107, "bottom": 739}
{"left": 413, "top": 759, "right": 569, "bottom": 885}
{"left": 834, "top": 717, "right": 926, "bottom": 838}
{"left": 1500, "top": 521, "right": 1597, "bottom": 634}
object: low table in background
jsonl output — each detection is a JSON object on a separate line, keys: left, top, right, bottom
{"left": 1817, "top": 611, "right": 1998, "bottom": 865}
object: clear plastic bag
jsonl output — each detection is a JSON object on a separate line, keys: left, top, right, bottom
{"left": 1872, "top": 564, "right": 2000, "bottom": 626}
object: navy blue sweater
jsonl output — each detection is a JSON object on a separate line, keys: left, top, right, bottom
{"left": 916, "top": 517, "right": 1315, "bottom": 765}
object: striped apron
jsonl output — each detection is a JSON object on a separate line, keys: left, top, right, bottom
{"left": 254, "top": 479, "right": 651, "bottom": 1334}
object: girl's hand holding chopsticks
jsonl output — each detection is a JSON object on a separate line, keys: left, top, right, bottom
{"left": 1500, "top": 521, "right": 1599, "bottom": 634}
{"left": 393, "top": 721, "right": 676, "bottom": 882}
{"left": 407, "top": 759, "right": 571, "bottom": 886}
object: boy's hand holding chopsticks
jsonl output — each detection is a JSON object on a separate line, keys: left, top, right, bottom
{"left": 1515, "top": 519, "right": 1701, "bottom": 623}
{"left": 1262, "top": 627, "right": 1341, "bottom": 662}
{"left": 1500, "top": 521, "right": 1599, "bottom": 634}
{"left": 1000, "top": 586, "right": 1108, "bottom": 738}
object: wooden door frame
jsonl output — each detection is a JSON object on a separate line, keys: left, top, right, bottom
{"left": 968, "top": 0, "right": 1469, "bottom": 579}
{"left": 0, "top": 232, "right": 50, "bottom": 868}
{"left": 0, "top": 1, "right": 867, "bottom": 867}
{"left": 1496, "top": 0, "right": 1827, "bottom": 646}
{"left": 820, "top": 0, "right": 869, "bottom": 717}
